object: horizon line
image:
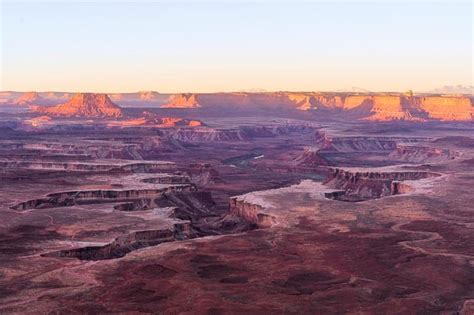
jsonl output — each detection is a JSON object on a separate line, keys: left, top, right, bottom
{"left": 1, "top": 88, "right": 473, "bottom": 95}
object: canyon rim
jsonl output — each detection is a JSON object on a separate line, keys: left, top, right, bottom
{"left": 1, "top": 1, "right": 473, "bottom": 314}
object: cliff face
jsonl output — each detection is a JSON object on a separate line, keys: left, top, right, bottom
{"left": 293, "top": 147, "right": 330, "bottom": 167}
{"left": 139, "top": 91, "right": 160, "bottom": 101}
{"left": 164, "top": 128, "right": 249, "bottom": 142}
{"left": 160, "top": 117, "right": 203, "bottom": 127}
{"left": 162, "top": 93, "right": 201, "bottom": 108}
{"left": 417, "top": 96, "right": 473, "bottom": 120}
{"left": 366, "top": 96, "right": 412, "bottom": 121}
{"left": 347, "top": 95, "right": 473, "bottom": 121}
{"left": 36, "top": 93, "right": 122, "bottom": 117}
{"left": 229, "top": 197, "right": 276, "bottom": 228}
{"left": 339, "top": 94, "right": 473, "bottom": 121}
{"left": 323, "top": 168, "right": 440, "bottom": 201}
{"left": 109, "top": 111, "right": 203, "bottom": 127}
{"left": 287, "top": 93, "right": 345, "bottom": 110}
{"left": 316, "top": 131, "right": 399, "bottom": 152}
{"left": 159, "top": 92, "right": 473, "bottom": 121}
{"left": 43, "top": 223, "right": 191, "bottom": 260}
{"left": 388, "top": 145, "right": 460, "bottom": 163}
{"left": 342, "top": 95, "right": 418, "bottom": 121}
{"left": 14, "top": 92, "right": 43, "bottom": 105}
{"left": 19, "top": 90, "right": 473, "bottom": 121}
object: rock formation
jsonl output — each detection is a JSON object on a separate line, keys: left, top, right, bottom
{"left": 163, "top": 128, "right": 249, "bottom": 142}
{"left": 162, "top": 93, "right": 201, "bottom": 108}
{"left": 14, "top": 92, "right": 43, "bottom": 105}
{"left": 160, "top": 92, "right": 473, "bottom": 121}
{"left": 35, "top": 93, "right": 122, "bottom": 117}
{"left": 159, "top": 116, "right": 203, "bottom": 127}
{"left": 416, "top": 96, "right": 473, "bottom": 121}
{"left": 139, "top": 91, "right": 160, "bottom": 101}
{"left": 43, "top": 223, "right": 192, "bottom": 260}
{"left": 323, "top": 168, "right": 440, "bottom": 201}
{"left": 109, "top": 111, "right": 203, "bottom": 127}
{"left": 293, "top": 147, "right": 329, "bottom": 167}
{"left": 316, "top": 132, "right": 399, "bottom": 152}
{"left": 13, "top": 90, "right": 474, "bottom": 121}
{"left": 229, "top": 197, "right": 276, "bottom": 228}
{"left": 388, "top": 145, "right": 460, "bottom": 163}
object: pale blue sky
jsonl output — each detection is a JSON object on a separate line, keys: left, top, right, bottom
{"left": 1, "top": 1, "right": 472, "bottom": 92}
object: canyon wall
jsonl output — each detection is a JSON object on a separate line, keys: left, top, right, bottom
{"left": 416, "top": 96, "right": 473, "bottom": 120}
{"left": 159, "top": 92, "right": 473, "bottom": 121}
{"left": 229, "top": 197, "right": 276, "bottom": 228}
{"left": 7, "top": 90, "right": 472, "bottom": 121}
{"left": 323, "top": 168, "right": 440, "bottom": 201}
{"left": 43, "top": 222, "right": 192, "bottom": 260}
{"left": 388, "top": 145, "right": 460, "bottom": 163}
{"left": 293, "top": 147, "right": 330, "bottom": 167}
{"left": 11, "top": 184, "right": 197, "bottom": 211}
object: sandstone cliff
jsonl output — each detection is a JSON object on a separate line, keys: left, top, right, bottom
{"left": 293, "top": 147, "right": 330, "bottom": 167}
{"left": 324, "top": 168, "right": 440, "bottom": 201}
{"left": 229, "top": 197, "right": 276, "bottom": 228}
{"left": 20, "top": 90, "right": 474, "bottom": 121}
{"left": 342, "top": 94, "right": 473, "bottom": 121}
{"left": 417, "top": 96, "right": 473, "bottom": 120}
{"left": 138, "top": 91, "right": 160, "bottom": 101}
{"left": 162, "top": 93, "right": 201, "bottom": 108}
{"left": 159, "top": 92, "right": 473, "bottom": 121}
{"left": 14, "top": 92, "right": 43, "bottom": 105}
{"left": 35, "top": 93, "right": 122, "bottom": 117}
{"left": 108, "top": 111, "right": 203, "bottom": 127}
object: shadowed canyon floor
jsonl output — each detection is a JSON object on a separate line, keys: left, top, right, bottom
{"left": 0, "top": 109, "right": 473, "bottom": 314}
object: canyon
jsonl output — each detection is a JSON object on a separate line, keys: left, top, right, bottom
{"left": 0, "top": 92, "right": 473, "bottom": 314}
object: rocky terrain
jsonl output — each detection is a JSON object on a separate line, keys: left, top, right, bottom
{"left": 0, "top": 97, "right": 473, "bottom": 314}
{"left": 2, "top": 91, "right": 473, "bottom": 121}
{"left": 108, "top": 111, "right": 204, "bottom": 128}
{"left": 162, "top": 93, "right": 201, "bottom": 108}
{"left": 33, "top": 93, "right": 123, "bottom": 117}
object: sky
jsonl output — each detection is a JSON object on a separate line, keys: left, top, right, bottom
{"left": 0, "top": 1, "right": 472, "bottom": 93}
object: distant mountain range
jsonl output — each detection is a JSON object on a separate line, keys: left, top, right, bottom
{"left": 0, "top": 90, "right": 473, "bottom": 121}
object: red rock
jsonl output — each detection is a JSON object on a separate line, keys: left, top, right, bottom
{"left": 14, "top": 91, "right": 43, "bottom": 105}
{"left": 293, "top": 147, "right": 329, "bottom": 167}
{"left": 108, "top": 111, "right": 203, "bottom": 127}
{"left": 139, "top": 91, "right": 160, "bottom": 101}
{"left": 35, "top": 93, "right": 122, "bottom": 117}
{"left": 161, "top": 92, "right": 473, "bottom": 121}
{"left": 162, "top": 93, "right": 201, "bottom": 108}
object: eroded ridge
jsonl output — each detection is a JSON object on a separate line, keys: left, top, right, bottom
{"left": 313, "top": 130, "right": 462, "bottom": 166}
{"left": 229, "top": 180, "right": 336, "bottom": 228}
{"left": 323, "top": 168, "right": 441, "bottom": 202}
{"left": 230, "top": 166, "right": 444, "bottom": 228}
{"left": 10, "top": 184, "right": 196, "bottom": 211}
{"left": 0, "top": 160, "right": 176, "bottom": 172}
{"left": 43, "top": 221, "right": 192, "bottom": 260}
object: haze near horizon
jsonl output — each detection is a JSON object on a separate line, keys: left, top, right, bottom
{"left": 1, "top": 1, "right": 472, "bottom": 93}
